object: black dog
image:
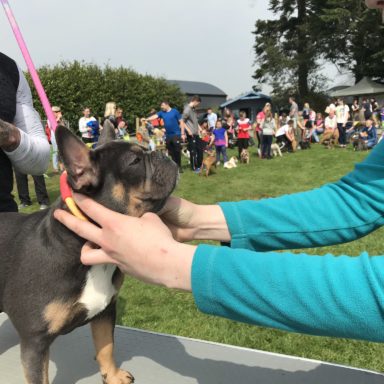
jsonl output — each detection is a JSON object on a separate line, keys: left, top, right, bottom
{"left": 0, "top": 124, "right": 178, "bottom": 384}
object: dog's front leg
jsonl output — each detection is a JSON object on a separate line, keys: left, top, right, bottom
{"left": 91, "top": 303, "right": 134, "bottom": 384}
{"left": 20, "top": 336, "right": 50, "bottom": 384}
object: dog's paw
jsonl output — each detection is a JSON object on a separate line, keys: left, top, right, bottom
{"left": 102, "top": 369, "right": 135, "bottom": 384}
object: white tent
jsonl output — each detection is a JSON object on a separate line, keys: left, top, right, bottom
{"left": 331, "top": 77, "right": 384, "bottom": 97}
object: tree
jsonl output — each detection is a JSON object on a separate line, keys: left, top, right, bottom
{"left": 25, "top": 61, "right": 186, "bottom": 131}
{"left": 253, "top": 0, "right": 327, "bottom": 101}
{"left": 319, "top": 0, "right": 384, "bottom": 82}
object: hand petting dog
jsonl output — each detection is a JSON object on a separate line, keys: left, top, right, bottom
{"left": 54, "top": 195, "right": 195, "bottom": 291}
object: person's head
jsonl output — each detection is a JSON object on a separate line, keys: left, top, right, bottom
{"left": 52, "top": 106, "right": 62, "bottom": 120}
{"left": 366, "top": 118, "right": 373, "bottom": 127}
{"left": 316, "top": 112, "right": 323, "bottom": 119}
{"left": 329, "top": 110, "right": 335, "bottom": 118}
{"left": 190, "top": 95, "right": 201, "bottom": 108}
{"left": 353, "top": 98, "right": 359, "bottom": 104}
{"left": 200, "top": 120, "right": 208, "bottom": 129}
{"left": 304, "top": 102, "right": 310, "bottom": 110}
{"left": 83, "top": 107, "right": 91, "bottom": 118}
{"left": 289, "top": 96, "right": 295, "bottom": 104}
{"left": 288, "top": 119, "right": 294, "bottom": 127}
{"left": 215, "top": 120, "right": 222, "bottom": 128}
{"left": 239, "top": 111, "right": 247, "bottom": 119}
{"left": 207, "top": 107, "right": 213, "bottom": 114}
{"left": 160, "top": 100, "right": 171, "bottom": 112}
{"left": 265, "top": 110, "right": 272, "bottom": 120}
{"left": 115, "top": 107, "right": 123, "bottom": 117}
{"left": 104, "top": 102, "right": 116, "bottom": 118}
{"left": 337, "top": 98, "right": 344, "bottom": 105}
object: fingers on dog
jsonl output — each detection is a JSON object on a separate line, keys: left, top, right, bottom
{"left": 80, "top": 245, "right": 117, "bottom": 266}
{"left": 54, "top": 209, "right": 103, "bottom": 244}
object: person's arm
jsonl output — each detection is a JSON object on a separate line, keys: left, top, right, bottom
{"left": 225, "top": 131, "right": 228, "bottom": 147}
{"left": 192, "top": 244, "right": 384, "bottom": 342}
{"left": 54, "top": 196, "right": 384, "bottom": 343}
{"left": 4, "top": 68, "right": 50, "bottom": 175}
{"left": 146, "top": 113, "right": 160, "bottom": 122}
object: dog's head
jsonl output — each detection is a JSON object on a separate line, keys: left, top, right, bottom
{"left": 55, "top": 125, "right": 178, "bottom": 217}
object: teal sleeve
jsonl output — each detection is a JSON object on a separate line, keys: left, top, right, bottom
{"left": 192, "top": 244, "right": 384, "bottom": 342}
{"left": 219, "top": 140, "right": 384, "bottom": 251}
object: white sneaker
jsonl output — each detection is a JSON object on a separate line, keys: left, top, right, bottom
{"left": 216, "top": 161, "right": 220, "bottom": 166}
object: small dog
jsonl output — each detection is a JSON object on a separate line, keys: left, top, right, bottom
{"left": 182, "top": 147, "right": 191, "bottom": 162}
{"left": 271, "top": 143, "right": 282, "bottom": 157}
{"left": 352, "top": 134, "right": 368, "bottom": 151}
{"left": 224, "top": 156, "right": 238, "bottom": 169}
{"left": 200, "top": 150, "right": 216, "bottom": 177}
{"left": 320, "top": 129, "right": 339, "bottom": 149}
{"left": 240, "top": 149, "right": 250, "bottom": 164}
{"left": 0, "top": 124, "right": 178, "bottom": 384}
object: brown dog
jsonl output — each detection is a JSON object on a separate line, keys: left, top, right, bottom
{"left": 240, "top": 149, "right": 250, "bottom": 164}
{"left": 200, "top": 150, "right": 216, "bottom": 177}
{"left": 320, "top": 129, "right": 339, "bottom": 149}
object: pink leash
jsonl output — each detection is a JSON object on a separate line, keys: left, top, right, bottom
{"left": 1, "top": 0, "right": 57, "bottom": 131}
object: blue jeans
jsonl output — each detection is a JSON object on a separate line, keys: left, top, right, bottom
{"left": 215, "top": 145, "right": 228, "bottom": 163}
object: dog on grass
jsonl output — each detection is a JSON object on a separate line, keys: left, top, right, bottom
{"left": 271, "top": 143, "right": 282, "bottom": 157}
{"left": 320, "top": 129, "right": 339, "bottom": 149}
{"left": 200, "top": 150, "right": 216, "bottom": 177}
{"left": 240, "top": 149, "right": 250, "bottom": 164}
{"left": 224, "top": 156, "right": 238, "bottom": 169}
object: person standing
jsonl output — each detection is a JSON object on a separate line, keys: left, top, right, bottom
{"left": 210, "top": 120, "right": 228, "bottom": 165}
{"left": 207, "top": 108, "right": 217, "bottom": 131}
{"left": 261, "top": 110, "right": 276, "bottom": 159}
{"left": 182, "top": 95, "right": 203, "bottom": 172}
{"left": 146, "top": 101, "right": 184, "bottom": 171}
{"left": 236, "top": 111, "right": 252, "bottom": 158}
{"left": 0, "top": 52, "right": 50, "bottom": 212}
{"left": 288, "top": 96, "right": 298, "bottom": 129}
{"left": 78, "top": 107, "right": 97, "bottom": 143}
{"left": 335, "top": 98, "right": 350, "bottom": 148}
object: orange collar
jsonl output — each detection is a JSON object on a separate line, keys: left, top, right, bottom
{"left": 60, "top": 171, "right": 88, "bottom": 221}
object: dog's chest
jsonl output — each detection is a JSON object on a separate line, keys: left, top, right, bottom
{"left": 78, "top": 265, "right": 117, "bottom": 319}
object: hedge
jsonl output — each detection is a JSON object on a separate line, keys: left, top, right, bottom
{"left": 25, "top": 61, "right": 186, "bottom": 132}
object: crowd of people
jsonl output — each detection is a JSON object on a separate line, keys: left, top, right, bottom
{"left": 39, "top": 94, "right": 384, "bottom": 184}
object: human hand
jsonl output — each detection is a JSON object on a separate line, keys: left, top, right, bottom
{"left": 159, "top": 196, "right": 231, "bottom": 242}
{"left": 0, "top": 119, "right": 21, "bottom": 151}
{"left": 54, "top": 194, "right": 194, "bottom": 289}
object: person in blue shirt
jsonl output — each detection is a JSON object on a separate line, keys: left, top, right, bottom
{"left": 146, "top": 101, "right": 185, "bottom": 170}
{"left": 360, "top": 119, "right": 378, "bottom": 149}
{"left": 54, "top": 0, "right": 384, "bottom": 345}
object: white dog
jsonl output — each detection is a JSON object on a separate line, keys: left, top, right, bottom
{"left": 224, "top": 156, "right": 238, "bottom": 169}
{"left": 271, "top": 143, "right": 282, "bottom": 157}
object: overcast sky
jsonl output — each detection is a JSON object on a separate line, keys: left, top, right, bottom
{"left": 0, "top": 0, "right": 276, "bottom": 99}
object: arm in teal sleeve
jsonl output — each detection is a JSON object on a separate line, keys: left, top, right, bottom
{"left": 219, "top": 140, "right": 384, "bottom": 251}
{"left": 192, "top": 244, "right": 384, "bottom": 342}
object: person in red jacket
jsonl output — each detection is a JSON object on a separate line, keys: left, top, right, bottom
{"left": 236, "top": 111, "right": 252, "bottom": 158}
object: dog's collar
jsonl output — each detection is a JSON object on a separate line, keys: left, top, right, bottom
{"left": 60, "top": 171, "right": 88, "bottom": 221}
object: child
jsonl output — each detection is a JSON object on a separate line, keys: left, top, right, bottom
{"left": 261, "top": 110, "right": 276, "bottom": 159}
{"left": 236, "top": 111, "right": 252, "bottom": 157}
{"left": 210, "top": 120, "right": 228, "bottom": 165}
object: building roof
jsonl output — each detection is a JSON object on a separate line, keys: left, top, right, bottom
{"left": 167, "top": 80, "right": 227, "bottom": 97}
{"left": 330, "top": 77, "right": 384, "bottom": 97}
{"left": 220, "top": 91, "right": 271, "bottom": 108}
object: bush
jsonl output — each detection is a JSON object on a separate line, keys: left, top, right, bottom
{"left": 25, "top": 61, "right": 186, "bottom": 132}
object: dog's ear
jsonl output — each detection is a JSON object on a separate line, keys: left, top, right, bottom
{"left": 98, "top": 119, "right": 116, "bottom": 146}
{"left": 55, "top": 125, "right": 98, "bottom": 191}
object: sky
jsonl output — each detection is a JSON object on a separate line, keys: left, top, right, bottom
{"left": 0, "top": 0, "right": 275, "bottom": 99}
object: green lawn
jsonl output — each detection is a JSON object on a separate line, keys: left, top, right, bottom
{"left": 17, "top": 144, "right": 384, "bottom": 372}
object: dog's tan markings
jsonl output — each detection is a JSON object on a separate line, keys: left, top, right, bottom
{"left": 127, "top": 191, "right": 146, "bottom": 217}
{"left": 112, "top": 182, "right": 125, "bottom": 203}
{"left": 112, "top": 269, "right": 124, "bottom": 291}
{"left": 91, "top": 317, "right": 134, "bottom": 384}
{"left": 44, "top": 300, "right": 73, "bottom": 334}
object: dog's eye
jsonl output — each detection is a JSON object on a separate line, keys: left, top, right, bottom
{"left": 129, "top": 157, "right": 141, "bottom": 166}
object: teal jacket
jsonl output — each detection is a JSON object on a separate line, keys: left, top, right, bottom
{"left": 191, "top": 140, "right": 384, "bottom": 342}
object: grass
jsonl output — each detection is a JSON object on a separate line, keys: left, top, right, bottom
{"left": 17, "top": 144, "right": 384, "bottom": 372}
